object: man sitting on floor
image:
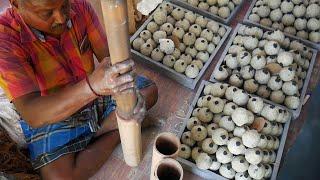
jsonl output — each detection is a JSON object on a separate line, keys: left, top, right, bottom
{"left": 0, "top": 0, "right": 158, "bottom": 179}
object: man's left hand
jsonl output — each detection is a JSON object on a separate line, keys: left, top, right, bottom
{"left": 117, "top": 89, "right": 146, "bottom": 123}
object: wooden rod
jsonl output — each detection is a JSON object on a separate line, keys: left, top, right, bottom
{"left": 100, "top": 0, "right": 142, "bottom": 167}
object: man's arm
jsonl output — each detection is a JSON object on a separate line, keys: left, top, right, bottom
{"left": 83, "top": 0, "right": 110, "bottom": 62}
{"left": 13, "top": 78, "right": 96, "bottom": 128}
{"left": 12, "top": 59, "right": 135, "bottom": 128}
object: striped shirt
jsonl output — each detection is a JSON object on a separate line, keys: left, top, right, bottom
{"left": 0, "top": 0, "right": 107, "bottom": 101}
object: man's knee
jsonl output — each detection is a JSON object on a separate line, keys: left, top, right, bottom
{"left": 40, "top": 154, "right": 76, "bottom": 180}
{"left": 141, "top": 83, "right": 158, "bottom": 110}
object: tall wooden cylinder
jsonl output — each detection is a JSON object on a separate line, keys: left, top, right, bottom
{"left": 100, "top": 0, "right": 141, "bottom": 167}
{"left": 150, "top": 132, "right": 181, "bottom": 180}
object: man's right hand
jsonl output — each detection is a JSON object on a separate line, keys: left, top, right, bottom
{"left": 88, "top": 57, "right": 135, "bottom": 96}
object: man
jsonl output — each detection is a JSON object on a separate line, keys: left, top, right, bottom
{"left": 0, "top": 0, "right": 158, "bottom": 179}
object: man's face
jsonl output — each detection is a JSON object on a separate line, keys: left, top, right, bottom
{"left": 14, "top": 0, "right": 70, "bottom": 37}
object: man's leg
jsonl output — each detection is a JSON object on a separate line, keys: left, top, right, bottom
{"left": 40, "top": 130, "right": 120, "bottom": 180}
{"left": 39, "top": 83, "right": 158, "bottom": 179}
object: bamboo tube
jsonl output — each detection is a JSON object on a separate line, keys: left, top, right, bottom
{"left": 154, "top": 158, "right": 183, "bottom": 180}
{"left": 150, "top": 132, "right": 181, "bottom": 180}
{"left": 100, "top": 0, "right": 142, "bottom": 167}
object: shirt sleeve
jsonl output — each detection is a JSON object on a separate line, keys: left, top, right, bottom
{"left": 78, "top": 0, "right": 109, "bottom": 59}
{"left": 0, "top": 35, "right": 39, "bottom": 101}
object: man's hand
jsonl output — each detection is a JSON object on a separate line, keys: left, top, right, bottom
{"left": 88, "top": 57, "right": 135, "bottom": 96}
{"left": 117, "top": 89, "right": 146, "bottom": 123}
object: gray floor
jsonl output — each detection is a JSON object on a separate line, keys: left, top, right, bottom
{"left": 278, "top": 85, "right": 320, "bottom": 180}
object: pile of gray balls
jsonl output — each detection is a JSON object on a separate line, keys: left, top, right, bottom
{"left": 180, "top": 0, "right": 242, "bottom": 19}
{"left": 248, "top": 0, "right": 320, "bottom": 43}
{"left": 132, "top": 3, "right": 227, "bottom": 79}
{"left": 178, "top": 82, "right": 291, "bottom": 179}
{"left": 213, "top": 25, "right": 314, "bottom": 110}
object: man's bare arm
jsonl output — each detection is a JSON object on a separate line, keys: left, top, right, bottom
{"left": 13, "top": 59, "right": 135, "bottom": 128}
{"left": 13, "top": 78, "right": 96, "bottom": 128}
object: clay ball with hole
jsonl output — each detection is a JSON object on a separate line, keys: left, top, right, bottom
{"left": 210, "top": 155, "right": 221, "bottom": 171}
{"left": 240, "top": 65, "right": 255, "bottom": 80}
{"left": 216, "top": 146, "right": 233, "bottom": 164}
{"left": 247, "top": 96, "right": 264, "bottom": 114}
{"left": 235, "top": 172, "right": 251, "bottom": 180}
{"left": 181, "top": 131, "right": 196, "bottom": 146}
{"left": 219, "top": 163, "right": 236, "bottom": 179}
{"left": 231, "top": 107, "right": 252, "bottom": 126}
{"left": 212, "top": 128, "right": 229, "bottom": 145}
{"left": 248, "top": 164, "right": 266, "bottom": 180}
{"left": 233, "top": 126, "right": 249, "bottom": 138}
{"left": 207, "top": 123, "right": 219, "bottom": 137}
{"left": 191, "top": 125, "right": 208, "bottom": 141}
{"left": 153, "top": 30, "right": 167, "bottom": 43}
{"left": 196, "top": 107, "right": 213, "bottom": 123}
{"left": 245, "top": 148, "right": 263, "bottom": 165}
{"left": 163, "top": 55, "right": 176, "bottom": 68}
{"left": 151, "top": 48, "right": 164, "bottom": 62}
{"left": 264, "top": 41, "right": 280, "bottom": 55}
{"left": 257, "top": 134, "right": 268, "bottom": 149}
{"left": 208, "top": 97, "right": 225, "bottom": 114}
{"left": 255, "top": 69, "right": 270, "bottom": 85}
{"left": 171, "top": 8, "right": 185, "bottom": 21}
{"left": 223, "top": 102, "right": 238, "bottom": 116}
{"left": 279, "top": 66, "right": 296, "bottom": 82}
{"left": 261, "top": 104, "right": 279, "bottom": 121}
{"left": 232, "top": 155, "right": 249, "bottom": 173}
{"left": 191, "top": 147, "right": 202, "bottom": 160}
{"left": 147, "top": 21, "right": 159, "bottom": 33}
{"left": 153, "top": 9, "right": 167, "bottom": 25}
{"left": 174, "top": 59, "right": 188, "bottom": 73}
{"left": 214, "top": 66, "right": 229, "bottom": 81}
{"left": 267, "top": 76, "right": 283, "bottom": 91}
{"left": 196, "top": 152, "right": 212, "bottom": 170}
{"left": 242, "top": 130, "right": 260, "bottom": 148}
{"left": 186, "top": 117, "right": 201, "bottom": 130}
{"left": 185, "top": 64, "right": 200, "bottom": 79}
{"left": 175, "top": 19, "right": 191, "bottom": 32}
{"left": 229, "top": 73, "right": 244, "bottom": 87}
{"left": 219, "top": 116, "right": 235, "bottom": 132}
{"left": 232, "top": 89, "right": 249, "bottom": 106}
{"left": 178, "top": 144, "right": 191, "bottom": 159}
{"left": 202, "top": 138, "right": 218, "bottom": 154}
{"left": 227, "top": 137, "right": 246, "bottom": 155}
{"left": 243, "top": 79, "right": 259, "bottom": 94}
{"left": 185, "top": 11, "right": 197, "bottom": 24}
{"left": 284, "top": 95, "right": 300, "bottom": 109}
{"left": 132, "top": 38, "right": 145, "bottom": 51}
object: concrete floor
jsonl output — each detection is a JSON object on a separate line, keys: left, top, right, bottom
{"left": 278, "top": 84, "right": 320, "bottom": 180}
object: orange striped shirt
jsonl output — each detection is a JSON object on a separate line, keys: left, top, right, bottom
{"left": 0, "top": 0, "right": 107, "bottom": 101}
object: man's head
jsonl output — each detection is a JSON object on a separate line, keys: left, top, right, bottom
{"left": 10, "top": 0, "right": 70, "bottom": 37}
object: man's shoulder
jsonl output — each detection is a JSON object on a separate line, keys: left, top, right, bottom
{"left": 70, "top": 0, "right": 92, "bottom": 13}
{"left": 0, "top": 8, "right": 20, "bottom": 41}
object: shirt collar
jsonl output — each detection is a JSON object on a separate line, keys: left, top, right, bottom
{"left": 19, "top": 8, "right": 76, "bottom": 43}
